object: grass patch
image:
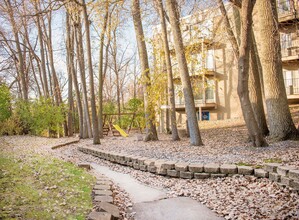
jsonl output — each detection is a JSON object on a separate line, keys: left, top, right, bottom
{"left": 0, "top": 151, "right": 95, "bottom": 219}
{"left": 263, "top": 158, "right": 283, "bottom": 164}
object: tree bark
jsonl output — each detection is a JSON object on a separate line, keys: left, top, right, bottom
{"left": 132, "top": 0, "right": 158, "bottom": 141}
{"left": 34, "top": 1, "right": 49, "bottom": 98}
{"left": 75, "top": 19, "right": 92, "bottom": 138}
{"left": 155, "top": 0, "right": 180, "bottom": 141}
{"left": 237, "top": 0, "right": 267, "bottom": 147}
{"left": 256, "top": 0, "right": 298, "bottom": 140}
{"left": 249, "top": 31, "right": 269, "bottom": 136}
{"left": 82, "top": 0, "right": 100, "bottom": 144}
{"left": 165, "top": 0, "right": 203, "bottom": 146}
{"left": 5, "top": 0, "right": 28, "bottom": 100}
{"left": 98, "top": 0, "right": 109, "bottom": 138}
{"left": 66, "top": 12, "right": 74, "bottom": 137}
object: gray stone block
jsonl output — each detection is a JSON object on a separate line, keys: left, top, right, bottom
{"left": 163, "top": 161, "right": 177, "bottom": 170}
{"left": 94, "top": 195, "right": 113, "bottom": 203}
{"left": 254, "top": 169, "right": 269, "bottom": 178}
{"left": 269, "top": 172, "right": 281, "bottom": 182}
{"left": 277, "top": 166, "right": 296, "bottom": 177}
{"left": 211, "top": 173, "right": 227, "bottom": 178}
{"left": 88, "top": 211, "right": 112, "bottom": 220}
{"left": 94, "top": 185, "right": 111, "bottom": 190}
{"left": 280, "top": 176, "right": 293, "bottom": 187}
{"left": 289, "top": 180, "right": 299, "bottom": 191}
{"left": 139, "top": 164, "right": 147, "bottom": 171}
{"left": 133, "top": 163, "right": 140, "bottom": 170}
{"left": 96, "top": 181, "right": 112, "bottom": 186}
{"left": 99, "top": 202, "right": 120, "bottom": 219}
{"left": 264, "top": 163, "right": 281, "bottom": 173}
{"left": 167, "top": 169, "right": 180, "bottom": 177}
{"left": 188, "top": 164, "right": 204, "bottom": 173}
{"left": 238, "top": 166, "right": 254, "bottom": 175}
{"left": 289, "top": 169, "right": 299, "bottom": 181}
{"left": 144, "top": 159, "right": 155, "bottom": 166}
{"left": 175, "top": 162, "right": 189, "bottom": 171}
{"left": 180, "top": 171, "right": 194, "bottom": 179}
{"left": 138, "top": 157, "right": 148, "bottom": 165}
{"left": 194, "top": 173, "right": 210, "bottom": 179}
{"left": 148, "top": 165, "right": 157, "bottom": 173}
{"left": 94, "top": 190, "right": 113, "bottom": 196}
{"left": 220, "top": 164, "right": 237, "bottom": 174}
{"left": 204, "top": 163, "right": 220, "bottom": 173}
{"left": 127, "top": 162, "right": 133, "bottom": 167}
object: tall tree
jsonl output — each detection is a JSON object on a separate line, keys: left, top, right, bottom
{"left": 218, "top": 0, "right": 269, "bottom": 137}
{"left": 82, "top": 0, "right": 100, "bottom": 144}
{"left": 98, "top": 0, "right": 109, "bottom": 138}
{"left": 256, "top": 0, "right": 298, "bottom": 140}
{"left": 5, "top": 0, "right": 28, "bottom": 100}
{"left": 165, "top": 0, "right": 203, "bottom": 146}
{"left": 74, "top": 15, "right": 92, "bottom": 138}
{"left": 236, "top": 0, "right": 267, "bottom": 147}
{"left": 131, "top": 0, "right": 158, "bottom": 141}
{"left": 155, "top": 0, "right": 180, "bottom": 141}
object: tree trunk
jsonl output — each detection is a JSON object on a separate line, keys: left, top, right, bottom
{"left": 256, "top": 0, "right": 298, "bottom": 140}
{"left": 165, "top": 0, "right": 202, "bottom": 146}
{"left": 237, "top": 0, "right": 267, "bottom": 147}
{"left": 132, "top": 0, "right": 158, "bottom": 141}
{"left": 155, "top": 0, "right": 180, "bottom": 141}
{"left": 98, "top": 0, "right": 109, "bottom": 138}
{"left": 75, "top": 19, "right": 92, "bottom": 138}
{"left": 68, "top": 12, "right": 84, "bottom": 138}
{"left": 82, "top": 0, "right": 100, "bottom": 144}
{"left": 5, "top": 0, "right": 28, "bottom": 100}
{"left": 66, "top": 12, "right": 74, "bottom": 137}
{"left": 249, "top": 31, "right": 269, "bottom": 136}
{"left": 34, "top": 2, "right": 49, "bottom": 98}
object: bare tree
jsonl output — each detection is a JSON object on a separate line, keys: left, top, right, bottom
{"left": 256, "top": 0, "right": 298, "bottom": 140}
{"left": 132, "top": 0, "right": 158, "bottom": 141}
{"left": 155, "top": 0, "right": 180, "bottom": 141}
{"left": 165, "top": 0, "right": 203, "bottom": 146}
{"left": 82, "top": 0, "right": 100, "bottom": 144}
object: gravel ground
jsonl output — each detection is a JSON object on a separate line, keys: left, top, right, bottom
{"left": 1, "top": 124, "right": 299, "bottom": 219}
{"left": 75, "top": 125, "right": 299, "bottom": 167}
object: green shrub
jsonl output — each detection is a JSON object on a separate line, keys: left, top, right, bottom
{"left": 0, "top": 84, "right": 11, "bottom": 122}
{"left": 0, "top": 116, "right": 22, "bottom": 136}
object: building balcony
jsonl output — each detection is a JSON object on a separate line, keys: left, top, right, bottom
{"left": 277, "top": 0, "right": 299, "bottom": 24}
{"left": 284, "top": 77, "right": 299, "bottom": 104}
{"left": 175, "top": 91, "right": 217, "bottom": 111}
{"left": 281, "top": 38, "right": 299, "bottom": 62}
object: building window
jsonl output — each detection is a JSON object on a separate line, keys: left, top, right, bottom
{"left": 202, "top": 111, "right": 210, "bottom": 121}
{"left": 281, "top": 33, "right": 292, "bottom": 49}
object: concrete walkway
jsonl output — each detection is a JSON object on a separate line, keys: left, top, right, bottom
{"left": 91, "top": 163, "right": 223, "bottom": 220}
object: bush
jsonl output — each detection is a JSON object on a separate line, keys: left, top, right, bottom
{"left": 0, "top": 84, "right": 11, "bottom": 122}
{"left": 0, "top": 116, "right": 22, "bottom": 136}
{"left": 13, "top": 98, "right": 66, "bottom": 136}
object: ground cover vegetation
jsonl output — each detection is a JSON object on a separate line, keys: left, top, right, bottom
{"left": 0, "top": 140, "right": 95, "bottom": 219}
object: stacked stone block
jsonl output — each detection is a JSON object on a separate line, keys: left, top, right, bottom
{"left": 78, "top": 146, "right": 299, "bottom": 192}
{"left": 88, "top": 176, "right": 120, "bottom": 220}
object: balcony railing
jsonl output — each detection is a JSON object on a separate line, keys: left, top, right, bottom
{"left": 175, "top": 90, "right": 215, "bottom": 107}
{"left": 281, "top": 38, "right": 299, "bottom": 58}
{"left": 284, "top": 78, "right": 299, "bottom": 95}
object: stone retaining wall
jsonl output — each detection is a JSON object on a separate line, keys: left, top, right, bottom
{"left": 88, "top": 175, "right": 120, "bottom": 220}
{"left": 78, "top": 146, "right": 299, "bottom": 192}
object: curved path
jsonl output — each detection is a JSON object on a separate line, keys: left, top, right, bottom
{"left": 91, "top": 163, "right": 223, "bottom": 220}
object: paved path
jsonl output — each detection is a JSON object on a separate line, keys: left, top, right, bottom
{"left": 91, "top": 163, "right": 223, "bottom": 220}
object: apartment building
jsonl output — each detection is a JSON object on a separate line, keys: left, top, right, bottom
{"left": 278, "top": 0, "right": 299, "bottom": 104}
{"left": 153, "top": 1, "right": 299, "bottom": 127}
